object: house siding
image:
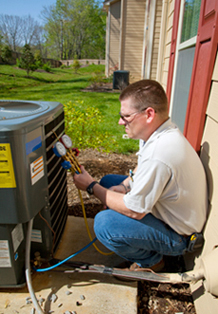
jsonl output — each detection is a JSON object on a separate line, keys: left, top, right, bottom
{"left": 121, "top": 0, "right": 146, "bottom": 82}
{"left": 161, "top": 0, "right": 218, "bottom": 312}
{"left": 150, "top": 0, "right": 162, "bottom": 80}
{"left": 108, "top": 1, "right": 121, "bottom": 75}
{"left": 160, "top": 0, "right": 175, "bottom": 91}
{"left": 191, "top": 52, "right": 218, "bottom": 314}
{"left": 104, "top": 0, "right": 218, "bottom": 311}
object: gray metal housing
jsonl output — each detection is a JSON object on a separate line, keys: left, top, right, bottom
{"left": 0, "top": 100, "right": 68, "bottom": 286}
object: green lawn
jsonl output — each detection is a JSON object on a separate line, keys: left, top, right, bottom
{"left": 0, "top": 64, "right": 139, "bottom": 154}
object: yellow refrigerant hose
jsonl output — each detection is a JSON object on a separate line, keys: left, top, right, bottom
{"left": 59, "top": 140, "right": 113, "bottom": 256}
{"left": 77, "top": 188, "right": 113, "bottom": 256}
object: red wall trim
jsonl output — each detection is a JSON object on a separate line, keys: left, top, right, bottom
{"left": 184, "top": 0, "right": 218, "bottom": 153}
{"left": 166, "top": 0, "right": 181, "bottom": 105}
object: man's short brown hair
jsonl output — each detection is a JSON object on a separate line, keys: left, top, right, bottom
{"left": 119, "top": 79, "right": 168, "bottom": 116}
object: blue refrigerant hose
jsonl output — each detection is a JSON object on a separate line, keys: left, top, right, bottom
{"left": 25, "top": 218, "right": 97, "bottom": 314}
{"left": 36, "top": 237, "right": 97, "bottom": 272}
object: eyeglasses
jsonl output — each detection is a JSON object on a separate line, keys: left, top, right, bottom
{"left": 119, "top": 107, "right": 148, "bottom": 123}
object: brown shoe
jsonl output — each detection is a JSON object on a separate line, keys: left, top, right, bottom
{"left": 150, "top": 259, "right": 165, "bottom": 272}
{"left": 124, "top": 259, "right": 165, "bottom": 272}
{"left": 129, "top": 262, "right": 142, "bottom": 271}
{"left": 113, "top": 259, "right": 165, "bottom": 281}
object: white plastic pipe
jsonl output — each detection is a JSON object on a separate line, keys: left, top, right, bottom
{"left": 25, "top": 218, "right": 45, "bottom": 314}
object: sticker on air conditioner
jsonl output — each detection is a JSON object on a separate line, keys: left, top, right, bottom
{"left": 0, "top": 240, "right": 12, "bottom": 268}
{"left": 30, "top": 156, "right": 44, "bottom": 185}
{"left": 12, "top": 224, "right": 24, "bottom": 253}
{"left": 0, "top": 143, "right": 16, "bottom": 188}
{"left": 31, "top": 229, "right": 42, "bottom": 243}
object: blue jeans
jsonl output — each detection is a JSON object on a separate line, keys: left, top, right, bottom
{"left": 94, "top": 174, "right": 188, "bottom": 267}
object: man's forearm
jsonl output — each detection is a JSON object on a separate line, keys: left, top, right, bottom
{"left": 93, "top": 183, "right": 145, "bottom": 220}
{"left": 72, "top": 165, "right": 144, "bottom": 219}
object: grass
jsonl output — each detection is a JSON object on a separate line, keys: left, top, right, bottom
{"left": 0, "top": 64, "right": 139, "bottom": 154}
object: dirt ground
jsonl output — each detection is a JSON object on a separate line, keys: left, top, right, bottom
{"left": 67, "top": 148, "right": 196, "bottom": 314}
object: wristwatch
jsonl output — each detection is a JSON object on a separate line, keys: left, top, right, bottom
{"left": 86, "top": 181, "right": 98, "bottom": 195}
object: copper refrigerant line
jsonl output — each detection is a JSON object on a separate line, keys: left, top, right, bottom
{"left": 52, "top": 133, "right": 113, "bottom": 256}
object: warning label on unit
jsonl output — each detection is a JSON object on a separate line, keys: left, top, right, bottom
{"left": 0, "top": 240, "right": 11, "bottom": 268}
{"left": 0, "top": 143, "right": 16, "bottom": 188}
{"left": 31, "top": 229, "right": 42, "bottom": 243}
{"left": 30, "top": 156, "right": 44, "bottom": 185}
{"left": 12, "top": 224, "right": 24, "bottom": 253}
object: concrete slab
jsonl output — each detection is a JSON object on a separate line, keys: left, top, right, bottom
{"left": 0, "top": 216, "right": 137, "bottom": 314}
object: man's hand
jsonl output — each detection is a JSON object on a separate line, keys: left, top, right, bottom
{"left": 73, "top": 166, "right": 145, "bottom": 220}
{"left": 73, "top": 165, "right": 95, "bottom": 191}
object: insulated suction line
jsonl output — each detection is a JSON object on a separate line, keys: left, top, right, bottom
{"left": 53, "top": 133, "right": 113, "bottom": 256}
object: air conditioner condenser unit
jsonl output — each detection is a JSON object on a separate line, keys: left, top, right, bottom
{"left": 0, "top": 100, "right": 68, "bottom": 287}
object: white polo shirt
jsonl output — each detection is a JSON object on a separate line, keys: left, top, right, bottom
{"left": 123, "top": 119, "right": 208, "bottom": 235}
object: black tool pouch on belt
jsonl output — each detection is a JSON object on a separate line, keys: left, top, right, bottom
{"left": 186, "top": 232, "right": 204, "bottom": 253}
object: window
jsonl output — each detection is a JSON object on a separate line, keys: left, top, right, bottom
{"left": 169, "top": 0, "right": 201, "bottom": 132}
{"left": 181, "top": 0, "right": 201, "bottom": 43}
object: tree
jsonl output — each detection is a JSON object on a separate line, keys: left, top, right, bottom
{"left": 0, "top": 14, "right": 45, "bottom": 56}
{"left": 18, "top": 44, "right": 38, "bottom": 76}
{"left": 0, "top": 14, "right": 23, "bottom": 51}
{"left": 33, "top": 25, "right": 47, "bottom": 58}
{"left": 41, "top": 2, "right": 67, "bottom": 59}
{"left": 0, "top": 32, "right": 3, "bottom": 48}
{"left": 22, "top": 15, "right": 41, "bottom": 46}
{"left": 41, "top": 0, "right": 106, "bottom": 60}
{"left": 0, "top": 1, "right": 106, "bottom": 60}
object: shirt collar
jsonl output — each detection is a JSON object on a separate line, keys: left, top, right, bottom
{"left": 141, "top": 118, "right": 175, "bottom": 147}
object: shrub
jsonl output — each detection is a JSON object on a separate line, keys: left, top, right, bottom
{"left": 89, "top": 69, "right": 105, "bottom": 90}
{"left": 64, "top": 101, "right": 116, "bottom": 152}
{"left": 16, "top": 58, "right": 22, "bottom": 68}
{"left": 35, "top": 51, "right": 43, "bottom": 68}
{"left": 1, "top": 45, "right": 12, "bottom": 64}
{"left": 18, "top": 44, "right": 38, "bottom": 76}
{"left": 42, "top": 62, "right": 52, "bottom": 72}
{"left": 72, "top": 59, "right": 80, "bottom": 73}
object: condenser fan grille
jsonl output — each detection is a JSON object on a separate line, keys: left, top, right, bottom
{"left": 0, "top": 101, "right": 49, "bottom": 120}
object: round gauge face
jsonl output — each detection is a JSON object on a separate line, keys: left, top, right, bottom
{"left": 61, "top": 134, "right": 72, "bottom": 148}
{"left": 55, "top": 142, "right": 66, "bottom": 156}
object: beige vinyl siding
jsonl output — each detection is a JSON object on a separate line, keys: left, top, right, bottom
{"left": 121, "top": 0, "right": 146, "bottom": 81}
{"left": 160, "top": 0, "right": 175, "bottom": 90}
{"left": 109, "top": 1, "right": 121, "bottom": 76}
{"left": 150, "top": 0, "right": 162, "bottom": 80}
{"left": 201, "top": 53, "right": 218, "bottom": 256}
{"left": 191, "top": 51, "right": 218, "bottom": 314}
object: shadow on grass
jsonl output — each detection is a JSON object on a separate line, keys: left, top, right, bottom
{"left": 0, "top": 71, "right": 89, "bottom": 84}
{"left": 0, "top": 72, "right": 17, "bottom": 77}
{"left": 0, "top": 84, "right": 120, "bottom": 96}
{"left": 0, "top": 72, "right": 50, "bottom": 84}
{"left": 21, "top": 75, "right": 89, "bottom": 84}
